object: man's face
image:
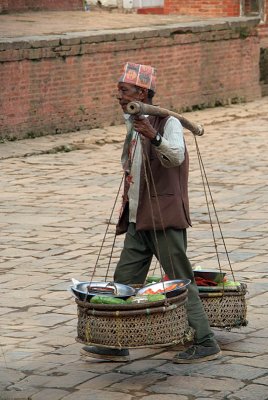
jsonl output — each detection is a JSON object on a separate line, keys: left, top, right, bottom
{"left": 117, "top": 82, "right": 145, "bottom": 113}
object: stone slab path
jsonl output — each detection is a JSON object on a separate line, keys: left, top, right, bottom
{"left": 0, "top": 97, "right": 268, "bottom": 399}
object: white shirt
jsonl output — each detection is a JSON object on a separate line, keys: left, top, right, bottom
{"left": 122, "top": 115, "right": 185, "bottom": 223}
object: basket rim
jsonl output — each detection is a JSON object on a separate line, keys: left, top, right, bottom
{"left": 77, "top": 297, "right": 188, "bottom": 317}
{"left": 198, "top": 282, "right": 247, "bottom": 298}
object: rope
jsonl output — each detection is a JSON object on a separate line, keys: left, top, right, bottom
{"left": 193, "top": 136, "right": 236, "bottom": 282}
{"left": 91, "top": 173, "right": 124, "bottom": 282}
{"left": 140, "top": 144, "right": 164, "bottom": 269}
{"left": 140, "top": 137, "right": 177, "bottom": 297}
{"left": 90, "top": 119, "right": 235, "bottom": 292}
{"left": 94, "top": 129, "right": 140, "bottom": 281}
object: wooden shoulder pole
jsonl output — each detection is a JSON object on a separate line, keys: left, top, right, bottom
{"left": 126, "top": 101, "right": 204, "bottom": 136}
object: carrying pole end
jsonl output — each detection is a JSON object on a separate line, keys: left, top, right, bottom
{"left": 195, "top": 124, "right": 204, "bottom": 136}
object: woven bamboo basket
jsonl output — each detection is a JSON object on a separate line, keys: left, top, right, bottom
{"left": 199, "top": 283, "right": 248, "bottom": 329}
{"left": 76, "top": 290, "right": 191, "bottom": 348}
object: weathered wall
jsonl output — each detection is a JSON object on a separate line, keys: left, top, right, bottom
{"left": 0, "top": 18, "right": 261, "bottom": 140}
{"left": 0, "top": 0, "right": 83, "bottom": 13}
{"left": 163, "top": 0, "right": 241, "bottom": 16}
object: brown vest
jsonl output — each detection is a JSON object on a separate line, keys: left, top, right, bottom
{"left": 116, "top": 115, "right": 191, "bottom": 235}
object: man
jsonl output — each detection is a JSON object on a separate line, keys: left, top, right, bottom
{"left": 81, "top": 62, "right": 221, "bottom": 363}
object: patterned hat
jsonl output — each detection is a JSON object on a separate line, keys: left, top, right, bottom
{"left": 119, "top": 62, "right": 156, "bottom": 92}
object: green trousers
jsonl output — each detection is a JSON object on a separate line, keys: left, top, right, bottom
{"left": 114, "top": 223, "right": 216, "bottom": 345}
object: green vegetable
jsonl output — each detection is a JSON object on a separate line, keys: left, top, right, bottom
{"left": 125, "top": 296, "right": 135, "bottom": 303}
{"left": 146, "top": 294, "right": 166, "bottom": 302}
{"left": 217, "top": 281, "right": 240, "bottom": 287}
{"left": 90, "top": 296, "right": 126, "bottom": 304}
{"left": 146, "top": 276, "right": 161, "bottom": 284}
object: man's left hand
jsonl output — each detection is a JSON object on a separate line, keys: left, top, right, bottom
{"left": 132, "top": 115, "right": 157, "bottom": 140}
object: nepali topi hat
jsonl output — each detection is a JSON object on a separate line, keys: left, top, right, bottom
{"left": 119, "top": 62, "right": 156, "bottom": 92}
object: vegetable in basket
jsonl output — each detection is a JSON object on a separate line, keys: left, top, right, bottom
{"left": 90, "top": 296, "right": 126, "bottom": 305}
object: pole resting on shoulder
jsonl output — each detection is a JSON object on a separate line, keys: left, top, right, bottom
{"left": 126, "top": 101, "right": 204, "bottom": 136}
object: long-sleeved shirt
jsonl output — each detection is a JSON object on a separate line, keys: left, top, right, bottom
{"left": 121, "top": 114, "right": 185, "bottom": 223}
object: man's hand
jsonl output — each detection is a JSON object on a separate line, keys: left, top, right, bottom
{"left": 132, "top": 115, "right": 157, "bottom": 140}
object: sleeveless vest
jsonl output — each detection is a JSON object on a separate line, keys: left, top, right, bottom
{"left": 116, "top": 115, "right": 191, "bottom": 235}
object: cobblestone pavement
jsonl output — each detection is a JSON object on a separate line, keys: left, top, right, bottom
{"left": 0, "top": 97, "right": 268, "bottom": 400}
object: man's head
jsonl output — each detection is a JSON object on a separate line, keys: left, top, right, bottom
{"left": 117, "top": 62, "right": 156, "bottom": 112}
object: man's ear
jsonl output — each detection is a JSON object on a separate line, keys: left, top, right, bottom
{"left": 137, "top": 87, "right": 148, "bottom": 101}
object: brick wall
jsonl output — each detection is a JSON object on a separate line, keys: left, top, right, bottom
{"left": 163, "top": 0, "right": 241, "bottom": 16}
{"left": 0, "top": 0, "right": 83, "bottom": 13}
{"left": 0, "top": 19, "right": 261, "bottom": 140}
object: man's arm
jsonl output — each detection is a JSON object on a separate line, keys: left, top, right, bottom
{"left": 154, "top": 116, "right": 185, "bottom": 167}
{"left": 132, "top": 115, "right": 185, "bottom": 168}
